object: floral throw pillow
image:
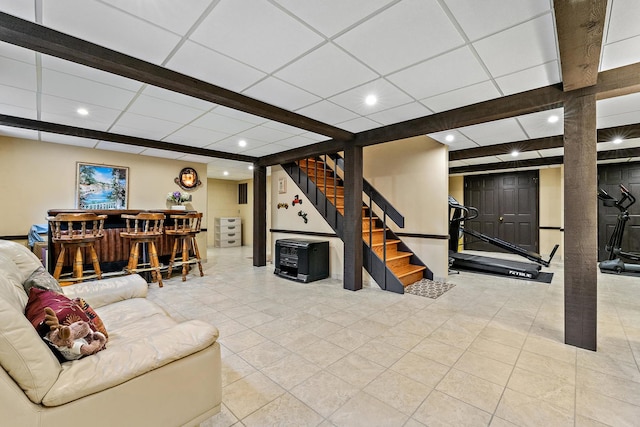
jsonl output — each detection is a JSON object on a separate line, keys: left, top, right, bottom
{"left": 24, "top": 288, "right": 93, "bottom": 336}
{"left": 74, "top": 297, "right": 108, "bottom": 339}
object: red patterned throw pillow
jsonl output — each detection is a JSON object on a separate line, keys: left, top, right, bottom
{"left": 74, "top": 297, "right": 108, "bottom": 339}
{"left": 25, "top": 288, "right": 93, "bottom": 336}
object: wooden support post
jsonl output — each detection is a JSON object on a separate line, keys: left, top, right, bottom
{"left": 564, "top": 93, "right": 598, "bottom": 351}
{"left": 343, "top": 144, "right": 363, "bottom": 291}
{"left": 253, "top": 164, "right": 267, "bottom": 267}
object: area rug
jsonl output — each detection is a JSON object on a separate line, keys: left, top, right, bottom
{"left": 404, "top": 279, "right": 456, "bottom": 299}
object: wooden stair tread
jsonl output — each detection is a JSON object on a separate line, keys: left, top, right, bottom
{"left": 392, "top": 264, "right": 426, "bottom": 278}
{"left": 369, "top": 239, "right": 401, "bottom": 247}
{"left": 384, "top": 252, "right": 412, "bottom": 261}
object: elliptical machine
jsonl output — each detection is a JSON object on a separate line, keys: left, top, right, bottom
{"left": 598, "top": 184, "right": 640, "bottom": 274}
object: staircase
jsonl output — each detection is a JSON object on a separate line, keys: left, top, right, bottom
{"left": 282, "top": 156, "right": 433, "bottom": 294}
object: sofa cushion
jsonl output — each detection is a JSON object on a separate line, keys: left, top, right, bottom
{"left": 24, "top": 288, "right": 93, "bottom": 336}
{"left": 0, "top": 295, "right": 61, "bottom": 404}
{"left": 0, "top": 253, "right": 29, "bottom": 310}
{"left": 0, "top": 240, "right": 43, "bottom": 283}
{"left": 23, "top": 266, "right": 63, "bottom": 295}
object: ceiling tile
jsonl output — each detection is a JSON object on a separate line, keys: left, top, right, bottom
{"left": 139, "top": 147, "right": 183, "bottom": 159}
{"left": 495, "top": 151, "right": 541, "bottom": 162}
{"left": 0, "top": 41, "right": 36, "bottom": 65}
{"left": 277, "top": 135, "right": 320, "bottom": 149}
{"left": 164, "top": 125, "right": 229, "bottom": 147}
{"left": 41, "top": 94, "right": 120, "bottom": 130}
{"left": 275, "top": 43, "right": 378, "bottom": 98}
{"left": 243, "top": 77, "right": 321, "bottom": 111}
{"left": 367, "top": 102, "right": 432, "bottom": 126}
{"left": 601, "top": 35, "right": 640, "bottom": 71}
{"left": 0, "top": 56, "right": 36, "bottom": 91}
{"left": 329, "top": 78, "right": 414, "bottom": 115}
{"left": 41, "top": 68, "right": 137, "bottom": 110}
{"left": 598, "top": 137, "right": 640, "bottom": 151}
{"left": 605, "top": 0, "right": 640, "bottom": 44}
{"left": 213, "top": 106, "right": 268, "bottom": 125}
{"left": 597, "top": 110, "right": 640, "bottom": 129}
{"left": 262, "top": 120, "right": 307, "bottom": 136}
{"left": 421, "top": 80, "right": 501, "bottom": 112}
{"left": 337, "top": 117, "right": 381, "bottom": 133}
{"left": 463, "top": 155, "right": 503, "bottom": 165}
{"left": 448, "top": 159, "right": 470, "bottom": 168}
{"left": 597, "top": 92, "right": 640, "bottom": 118}
{"left": 241, "top": 143, "right": 290, "bottom": 156}
{"left": 43, "top": 0, "right": 181, "bottom": 64}
{"left": 178, "top": 154, "right": 216, "bottom": 164}
{"left": 517, "top": 108, "right": 564, "bottom": 139}
{"left": 538, "top": 148, "right": 564, "bottom": 157}
{"left": 599, "top": 158, "right": 631, "bottom": 164}
{"left": 444, "top": 0, "right": 551, "bottom": 41}
{"left": 94, "top": 141, "right": 144, "bottom": 154}
{"left": 105, "top": 0, "right": 212, "bottom": 35}
{"left": 191, "top": 111, "right": 257, "bottom": 135}
{"left": 0, "top": 84, "right": 36, "bottom": 110}
{"left": 459, "top": 118, "right": 528, "bottom": 146}
{"left": 41, "top": 55, "right": 142, "bottom": 91}
{"left": 429, "top": 130, "right": 477, "bottom": 150}
{"left": 40, "top": 132, "right": 97, "bottom": 148}
{"left": 127, "top": 94, "right": 205, "bottom": 124}
{"left": 240, "top": 125, "right": 296, "bottom": 143}
{"left": 1, "top": 2, "right": 35, "bottom": 20}
{"left": 387, "top": 46, "right": 488, "bottom": 100}
{"left": 208, "top": 136, "right": 264, "bottom": 152}
{"left": 274, "top": 0, "right": 394, "bottom": 37}
{"left": 111, "top": 112, "right": 182, "bottom": 140}
{"left": 0, "top": 125, "right": 38, "bottom": 140}
{"left": 190, "top": 0, "right": 324, "bottom": 73}
{"left": 0, "top": 103, "right": 37, "bottom": 119}
{"left": 167, "top": 41, "right": 266, "bottom": 92}
{"left": 335, "top": 0, "right": 464, "bottom": 75}
{"left": 473, "top": 14, "right": 557, "bottom": 77}
{"left": 296, "top": 101, "right": 359, "bottom": 125}
{"left": 141, "top": 85, "right": 213, "bottom": 111}
{"left": 495, "top": 61, "right": 561, "bottom": 95}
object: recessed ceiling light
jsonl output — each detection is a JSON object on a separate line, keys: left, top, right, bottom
{"left": 445, "top": 134, "right": 455, "bottom": 142}
{"left": 223, "top": 171, "right": 229, "bottom": 176}
{"left": 248, "top": 165, "right": 254, "bottom": 170}
{"left": 238, "top": 139, "right": 247, "bottom": 147}
{"left": 511, "top": 150, "right": 519, "bottom": 157}
{"left": 77, "top": 108, "right": 89, "bottom": 116}
{"left": 613, "top": 138, "right": 623, "bottom": 144}
{"left": 547, "top": 115, "right": 559, "bottom": 123}
{"left": 364, "top": 94, "right": 377, "bottom": 106}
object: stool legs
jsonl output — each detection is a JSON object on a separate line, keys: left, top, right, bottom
{"left": 125, "top": 240, "right": 163, "bottom": 288}
{"left": 53, "top": 246, "right": 66, "bottom": 280}
{"left": 148, "top": 241, "right": 163, "bottom": 288}
{"left": 167, "top": 235, "right": 203, "bottom": 282}
{"left": 53, "top": 243, "right": 102, "bottom": 284}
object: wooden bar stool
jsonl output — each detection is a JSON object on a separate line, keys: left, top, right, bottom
{"left": 120, "top": 213, "right": 165, "bottom": 287}
{"left": 166, "top": 212, "right": 204, "bottom": 281}
{"left": 47, "top": 213, "right": 107, "bottom": 285}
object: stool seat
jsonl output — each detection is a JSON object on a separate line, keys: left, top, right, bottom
{"left": 120, "top": 213, "right": 165, "bottom": 287}
{"left": 47, "top": 213, "right": 107, "bottom": 284}
{"left": 166, "top": 212, "right": 204, "bottom": 281}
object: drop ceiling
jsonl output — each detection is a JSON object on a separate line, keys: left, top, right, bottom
{"left": 1, "top": 0, "right": 639, "bottom": 180}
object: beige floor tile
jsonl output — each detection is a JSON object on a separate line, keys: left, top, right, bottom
{"left": 271, "top": 328, "right": 321, "bottom": 352}
{"left": 574, "top": 414, "right": 615, "bottom": 426}
{"left": 364, "top": 370, "right": 432, "bottom": 415}
{"left": 429, "top": 321, "right": 481, "bottom": 350}
{"left": 495, "top": 388, "right": 573, "bottom": 427}
{"left": 413, "top": 390, "right": 492, "bottom": 427}
{"left": 326, "top": 353, "right": 386, "bottom": 388}
{"left": 403, "top": 418, "right": 427, "bottom": 427}
{"left": 576, "top": 388, "right": 640, "bottom": 427}
{"left": 218, "top": 328, "right": 268, "bottom": 353}
{"left": 390, "top": 352, "right": 450, "bottom": 389}
{"left": 347, "top": 317, "right": 391, "bottom": 338}
{"left": 221, "top": 353, "right": 257, "bottom": 387}
{"left": 489, "top": 417, "right": 519, "bottom": 427}
{"left": 353, "top": 338, "right": 407, "bottom": 367}
{"left": 577, "top": 349, "right": 640, "bottom": 383}
{"left": 478, "top": 324, "right": 527, "bottom": 349}
{"left": 377, "top": 328, "right": 424, "bottom": 350}
{"left": 522, "top": 334, "right": 577, "bottom": 365}
{"left": 242, "top": 392, "right": 324, "bottom": 427}
{"left": 324, "top": 327, "right": 372, "bottom": 352}
{"left": 199, "top": 403, "right": 239, "bottom": 427}
{"left": 410, "top": 337, "right": 465, "bottom": 366}
{"left": 237, "top": 340, "right": 291, "bottom": 370}
{"left": 454, "top": 351, "right": 513, "bottom": 386}
{"left": 290, "top": 371, "right": 359, "bottom": 418}
{"left": 436, "top": 368, "right": 504, "bottom": 413}
{"left": 297, "top": 317, "right": 344, "bottom": 338}
{"left": 330, "top": 392, "right": 409, "bottom": 427}
{"left": 516, "top": 350, "right": 576, "bottom": 385}
{"left": 222, "top": 371, "right": 286, "bottom": 420}
{"left": 295, "top": 339, "right": 349, "bottom": 368}
{"left": 261, "top": 353, "right": 321, "bottom": 390}
{"left": 468, "top": 337, "right": 521, "bottom": 365}
{"left": 577, "top": 366, "right": 640, "bottom": 406}
{"left": 507, "top": 367, "right": 575, "bottom": 411}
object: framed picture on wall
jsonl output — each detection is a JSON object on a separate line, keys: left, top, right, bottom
{"left": 76, "top": 162, "right": 129, "bottom": 209}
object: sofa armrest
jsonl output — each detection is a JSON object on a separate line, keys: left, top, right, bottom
{"left": 62, "top": 274, "right": 148, "bottom": 308}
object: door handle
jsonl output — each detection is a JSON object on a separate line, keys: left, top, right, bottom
{"left": 499, "top": 216, "right": 504, "bottom": 222}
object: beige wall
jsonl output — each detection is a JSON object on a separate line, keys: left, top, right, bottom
{"left": 448, "top": 167, "right": 564, "bottom": 261}
{"left": 0, "top": 136, "right": 208, "bottom": 252}
{"left": 207, "top": 178, "right": 241, "bottom": 247}
{"left": 364, "top": 136, "right": 450, "bottom": 280}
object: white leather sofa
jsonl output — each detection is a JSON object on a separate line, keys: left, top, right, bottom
{"left": 0, "top": 240, "right": 221, "bottom": 426}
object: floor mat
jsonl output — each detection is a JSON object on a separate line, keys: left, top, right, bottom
{"left": 404, "top": 279, "right": 456, "bottom": 299}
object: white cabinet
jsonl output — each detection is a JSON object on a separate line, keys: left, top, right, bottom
{"left": 214, "top": 217, "right": 241, "bottom": 247}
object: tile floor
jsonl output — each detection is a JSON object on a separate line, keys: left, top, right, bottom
{"left": 146, "top": 246, "right": 640, "bottom": 427}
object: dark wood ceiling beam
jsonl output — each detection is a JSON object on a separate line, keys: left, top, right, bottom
{"left": 554, "top": 0, "right": 607, "bottom": 91}
{"left": 0, "top": 114, "right": 258, "bottom": 163}
{"left": 352, "top": 84, "right": 566, "bottom": 148}
{"left": 257, "top": 138, "right": 344, "bottom": 167}
{"left": 0, "top": 12, "right": 354, "bottom": 142}
{"left": 595, "top": 62, "right": 640, "bottom": 100}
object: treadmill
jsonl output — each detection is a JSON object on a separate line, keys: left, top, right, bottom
{"left": 448, "top": 196, "right": 559, "bottom": 279}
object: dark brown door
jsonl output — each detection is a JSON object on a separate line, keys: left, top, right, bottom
{"left": 597, "top": 162, "right": 640, "bottom": 261}
{"left": 463, "top": 171, "right": 539, "bottom": 253}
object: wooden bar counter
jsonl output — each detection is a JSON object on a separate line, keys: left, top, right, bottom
{"left": 47, "top": 209, "right": 196, "bottom": 276}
